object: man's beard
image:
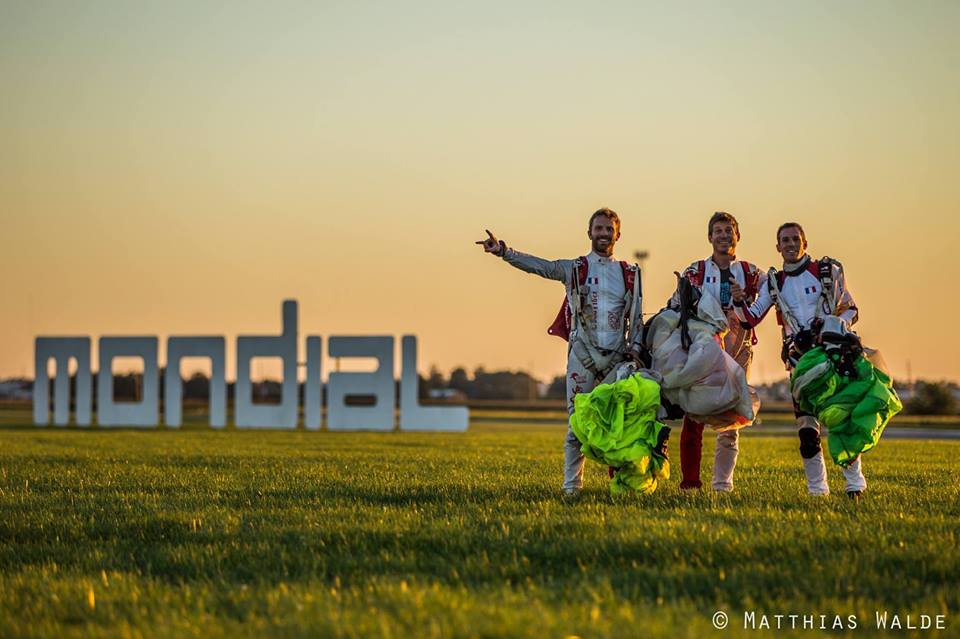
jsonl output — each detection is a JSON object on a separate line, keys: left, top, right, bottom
{"left": 714, "top": 242, "right": 735, "bottom": 256}
{"left": 592, "top": 239, "right": 615, "bottom": 256}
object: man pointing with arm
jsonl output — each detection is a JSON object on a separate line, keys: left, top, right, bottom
{"left": 476, "top": 208, "right": 648, "bottom": 496}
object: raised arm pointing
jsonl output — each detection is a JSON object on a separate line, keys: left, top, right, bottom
{"left": 475, "top": 229, "right": 504, "bottom": 256}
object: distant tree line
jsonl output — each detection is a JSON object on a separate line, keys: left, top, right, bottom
{"left": 21, "top": 367, "right": 557, "bottom": 406}
{"left": 23, "top": 370, "right": 283, "bottom": 407}
{"left": 7, "top": 372, "right": 960, "bottom": 415}
{"left": 901, "top": 380, "right": 958, "bottom": 416}
{"left": 418, "top": 366, "right": 552, "bottom": 401}
{"left": 4, "top": 371, "right": 568, "bottom": 404}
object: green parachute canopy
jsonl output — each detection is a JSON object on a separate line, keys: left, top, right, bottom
{"left": 791, "top": 347, "right": 902, "bottom": 467}
{"left": 570, "top": 373, "right": 669, "bottom": 494}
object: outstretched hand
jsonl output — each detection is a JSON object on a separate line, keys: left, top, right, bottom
{"left": 475, "top": 229, "right": 502, "bottom": 255}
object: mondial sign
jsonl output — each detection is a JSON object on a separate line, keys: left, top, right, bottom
{"left": 33, "top": 300, "right": 467, "bottom": 432}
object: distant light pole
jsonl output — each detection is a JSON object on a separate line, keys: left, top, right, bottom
{"left": 634, "top": 250, "right": 649, "bottom": 298}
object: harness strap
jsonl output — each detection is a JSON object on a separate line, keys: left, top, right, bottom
{"left": 570, "top": 259, "right": 604, "bottom": 368}
{"left": 767, "top": 267, "right": 801, "bottom": 335}
{"left": 695, "top": 260, "right": 706, "bottom": 287}
{"left": 570, "top": 259, "right": 586, "bottom": 327}
{"left": 740, "top": 262, "right": 760, "bottom": 301}
{"left": 628, "top": 264, "right": 642, "bottom": 345}
{"left": 568, "top": 257, "right": 630, "bottom": 380}
{"left": 570, "top": 338, "right": 623, "bottom": 381}
{"left": 816, "top": 257, "right": 837, "bottom": 319}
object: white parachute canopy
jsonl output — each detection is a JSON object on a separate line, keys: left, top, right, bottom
{"left": 645, "top": 292, "right": 759, "bottom": 430}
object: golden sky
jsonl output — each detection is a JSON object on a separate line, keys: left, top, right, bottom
{"left": 1, "top": 1, "right": 957, "bottom": 384}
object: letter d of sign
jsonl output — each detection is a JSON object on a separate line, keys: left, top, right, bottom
{"left": 235, "top": 300, "right": 299, "bottom": 429}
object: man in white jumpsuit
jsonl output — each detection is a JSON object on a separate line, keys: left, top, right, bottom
{"left": 477, "top": 209, "right": 646, "bottom": 495}
{"left": 739, "top": 222, "right": 865, "bottom": 498}
{"left": 669, "top": 212, "right": 765, "bottom": 492}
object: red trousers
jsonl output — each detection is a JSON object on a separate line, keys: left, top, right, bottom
{"left": 679, "top": 415, "right": 705, "bottom": 489}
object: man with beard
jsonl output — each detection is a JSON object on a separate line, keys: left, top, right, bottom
{"left": 739, "top": 222, "right": 864, "bottom": 497}
{"left": 669, "top": 212, "right": 764, "bottom": 492}
{"left": 476, "top": 208, "right": 648, "bottom": 496}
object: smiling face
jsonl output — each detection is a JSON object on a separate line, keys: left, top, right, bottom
{"left": 709, "top": 221, "right": 738, "bottom": 257}
{"left": 588, "top": 213, "right": 620, "bottom": 256}
{"left": 777, "top": 224, "right": 808, "bottom": 263}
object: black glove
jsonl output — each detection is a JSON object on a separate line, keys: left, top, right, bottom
{"left": 793, "top": 329, "right": 816, "bottom": 354}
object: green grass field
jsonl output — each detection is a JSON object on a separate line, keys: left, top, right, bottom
{"left": 1, "top": 414, "right": 958, "bottom": 638}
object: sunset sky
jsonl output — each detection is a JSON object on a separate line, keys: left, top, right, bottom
{"left": 2, "top": 1, "right": 957, "bottom": 384}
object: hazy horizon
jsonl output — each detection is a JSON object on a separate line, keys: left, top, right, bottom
{"left": 2, "top": 1, "right": 958, "bottom": 384}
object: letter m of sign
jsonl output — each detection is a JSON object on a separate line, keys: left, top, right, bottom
{"left": 34, "top": 337, "right": 92, "bottom": 426}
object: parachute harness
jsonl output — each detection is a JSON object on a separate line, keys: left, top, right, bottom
{"left": 770, "top": 257, "right": 847, "bottom": 368}
{"left": 569, "top": 259, "right": 642, "bottom": 383}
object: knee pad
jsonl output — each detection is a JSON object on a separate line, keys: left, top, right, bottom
{"left": 717, "top": 430, "right": 739, "bottom": 451}
{"left": 798, "top": 427, "right": 821, "bottom": 459}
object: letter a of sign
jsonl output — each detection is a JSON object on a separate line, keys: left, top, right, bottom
{"left": 327, "top": 336, "right": 394, "bottom": 431}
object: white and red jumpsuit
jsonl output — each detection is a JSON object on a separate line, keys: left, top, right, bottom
{"left": 670, "top": 258, "right": 764, "bottom": 492}
{"left": 501, "top": 247, "right": 643, "bottom": 492}
{"left": 739, "top": 256, "right": 864, "bottom": 495}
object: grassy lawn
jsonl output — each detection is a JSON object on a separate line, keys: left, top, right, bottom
{"left": 0, "top": 412, "right": 957, "bottom": 638}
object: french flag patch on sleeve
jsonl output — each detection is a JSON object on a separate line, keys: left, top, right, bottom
{"left": 587, "top": 276, "right": 599, "bottom": 285}
{"left": 804, "top": 285, "right": 818, "bottom": 294}
{"left": 705, "top": 276, "right": 717, "bottom": 284}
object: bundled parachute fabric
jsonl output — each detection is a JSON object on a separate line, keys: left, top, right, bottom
{"left": 791, "top": 346, "right": 902, "bottom": 467}
{"left": 570, "top": 372, "right": 669, "bottom": 495}
{"left": 645, "top": 292, "right": 759, "bottom": 431}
